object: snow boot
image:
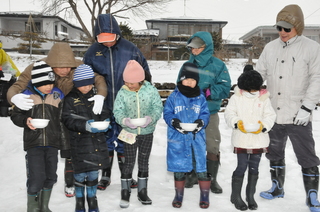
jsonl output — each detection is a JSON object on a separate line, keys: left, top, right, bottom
{"left": 86, "top": 179, "right": 99, "bottom": 212}
{"left": 231, "top": 175, "right": 248, "bottom": 211}
{"left": 118, "top": 152, "right": 138, "bottom": 189}
{"left": 27, "top": 193, "right": 40, "bottom": 212}
{"left": 185, "top": 170, "right": 198, "bottom": 188}
{"left": 260, "top": 159, "right": 285, "bottom": 199}
{"left": 74, "top": 180, "right": 85, "bottom": 212}
{"left": 302, "top": 166, "right": 320, "bottom": 212}
{"left": 207, "top": 153, "right": 223, "bottom": 193}
{"left": 172, "top": 176, "right": 186, "bottom": 208}
{"left": 137, "top": 172, "right": 152, "bottom": 205}
{"left": 198, "top": 174, "right": 211, "bottom": 209}
{"left": 120, "top": 175, "right": 132, "bottom": 208}
{"left": 246, "top": 174, "right": 258, "bottom": 210}
{"left": 39, "top": 188, "right": 52, "bottom": 212}
{"left": 97, "top": 151, "right": 114, "bottom": 190}
{"left": 65, "top": 158, "right": 75, "bottom": 197}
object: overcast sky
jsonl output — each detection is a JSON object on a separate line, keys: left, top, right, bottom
{"left": 2, "top": 0, "right": 320, "bottom": 41}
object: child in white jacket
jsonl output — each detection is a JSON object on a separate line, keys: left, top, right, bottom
{"left": 224, "top": 70, "right": 276, "bottom": 211}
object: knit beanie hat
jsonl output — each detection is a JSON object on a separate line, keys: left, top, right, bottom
{"left": 237, "top": 70, "right": 263, "bottom": 91}
{"left": 179, "top": 62, "right": 199, "bottom": 84}
{"left": 123, "top": 60, "right": 145, "bottom": 83}
{"left": 73, "top": 64, "right": 95, "bottom": 87}
{"left": 31, "top": 61, "right": 55, "bottom": 87}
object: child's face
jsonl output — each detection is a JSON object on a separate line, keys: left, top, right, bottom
{"left": 37, "top": 84, "right": 54, "bottom": 94}
{"left": 182, "top": 78, "right": 197, "bottom": 88}
{"left": 77, "top": 85, "right": 93, "bottom": 94}
{"left": 125, "top": 82, "right": 142, "bottom": 91}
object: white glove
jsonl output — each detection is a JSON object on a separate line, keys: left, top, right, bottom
{"left": 11, "top": 93, "right": 34, "bottom": 110}
{"left": 293, "top": 108, "right": 311, "bottom": 126}
{"left": 88, "top": 95, "right": 105, "bottom": 115}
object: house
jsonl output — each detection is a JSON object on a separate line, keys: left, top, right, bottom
{"left": 0, "top": 11, "right": 88, "bottom": 55}
{"left": 137, "top": 16, "right": 228, "bottom": 60}
{"left": 240, "top": 25, "right": 320, "bottom": 44}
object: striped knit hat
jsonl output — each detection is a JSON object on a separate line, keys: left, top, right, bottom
{"left": 31, "top": 61, "right": 55, "bottom": 87}
{"left": 73, "top": 64, "right": 95, "bottom": 87}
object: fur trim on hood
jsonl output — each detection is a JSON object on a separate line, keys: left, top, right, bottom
{"left": 276, "top": 4, "right": 304, "bottom": 35}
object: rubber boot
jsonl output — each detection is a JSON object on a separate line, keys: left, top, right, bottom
{"left": 302, "top": 166, "right": 320, "bottom": 212}
{"left": 98, "top": 151, "right": 114, "bottom": 190}
{"left": 65, "top": 158, "right": 75, "bottom": 197}
{"left": 120, "top": 174, "right": 132, "bottom": 208}
{"left": 185, "top": 170, "right": 198, "bottom": 188}
{"left": 27, "top": 193, "right": 40, "bottom": 212}
{"left": 207, "top": 153, "right": 223, "bottom": 193}
{"left": 260, "top": 159, "right": 285, "bottom": 199}
{"left": 172, "top": 176, "right": 186, "bottom": 208}
{"left": 198, "top": 174, "right": 211, "bottom": 209}
{"left": 39, "top": 188, "right": 52, "bottom": 212}
{"left": 137, "top": 172, "right": 152, "bottom": 205}
{"left": 74, "top": 180, "right": 85, "bottom": 212}
{"left": 231, "top": 175, "right": 248, "bottom": 211}
{"left": 118, "top": 152, "right": 138, "bottom": 189}
{"left": 86, "top": 179, "right": 99, "bottom": 212}
{"left": 246, "top": 174, "right": 258, "bottom": 210}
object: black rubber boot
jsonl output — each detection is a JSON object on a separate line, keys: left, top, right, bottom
{"left": 198, "top": 174, "right": 211, "bottom": 209}
{"left": 98, "top": 151, "right": 114, "bottom": 190}
{"left": 185, "top": 170, "right": 198, "bottom": 188}
{"left": 74, "top": 180, "right": 85, "bottom": 212}
{"left": 39, "top": 188, "right": 52, "bottom": 212}
{"left": 207, "top": 156, "right": 223, "bottom": 193}
{"left": 86, "top": 179, "right": 99, "bottom": 212}
{"left": 65, "top": 158, "right": 75, "bottom": 197}
{"left": 27, "top": 193, "right": 40, "bottom": 212}
{"left": 260, "top": 159, "right": 285, "bottom": 199}
{"left": 120, "top": 174, "right": 132, "bottom": 208}
{"left": 172, "top": 176, "right": 185, "bottom": 208}
{"left": 231, "top": 175, "right": 248, "bottom": 211}
{"left": 302, "top": 166, "right": 320, "bottom": 212}
{"left": 246, "top": 174, "right": 258, "bottom": 210}
{"left": 118, "top": 152, "right": 138, "bottom": 188}
{"left": 137, "top": 172, "right": 152, "bottom": 205}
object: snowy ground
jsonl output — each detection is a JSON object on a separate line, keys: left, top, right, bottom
{"left": 1, "top": 53, "right": 319, "bottom": 211}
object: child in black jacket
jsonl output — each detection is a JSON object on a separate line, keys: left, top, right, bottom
{"left": 62, "top": 64, "right": 111, "bottom": 212}
{"left": 11, "top": 61, "right": 68, "bottom": 212}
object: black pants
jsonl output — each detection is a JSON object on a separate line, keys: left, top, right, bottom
{"left": 26, "top": 147, "right": 58, "bottom": 195}
{"left": 122, "top": 133, "right": 153, "bottom": 176}
{"left": 233, "top": 153, "right": 261, "bottom": 177}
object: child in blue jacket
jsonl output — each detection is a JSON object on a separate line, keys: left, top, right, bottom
{"left": 163, "top": 62, "right": 211, "bottom": 209}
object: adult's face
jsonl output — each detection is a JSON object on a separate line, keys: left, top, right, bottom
{"left": 101, "top": 40, "right": 117, "bottom": 48}
{"left": 278, "top": 27, "right": 298, "bottom": 42}
{"left": 53, "top": 67, "right": 72, "bottom": 77}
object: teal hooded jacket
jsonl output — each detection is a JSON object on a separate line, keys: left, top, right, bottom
{"left": 178, "top": 31, "right": 231, "bottom": 114}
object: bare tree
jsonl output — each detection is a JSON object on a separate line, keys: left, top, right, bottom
{"left": 37, "top": 0, "right": 171, "bottom": 43}
{"left": 244, "top": 36, "right": 265, "bottom": 64}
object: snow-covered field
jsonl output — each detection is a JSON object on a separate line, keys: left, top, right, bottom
{"left": 1, "top": 53, "right": 319, "bottom": 211}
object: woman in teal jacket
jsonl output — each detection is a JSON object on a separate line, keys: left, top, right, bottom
{"left": 113, "top": 60, "right": 163, "bottom": 208}
{"left": 177, "top": 31, "right": 231, "bottom": 193}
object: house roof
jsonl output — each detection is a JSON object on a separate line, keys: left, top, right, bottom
{"left": 0, "top": 11, "right": 83, "bottom": 31}
{"left": 146, "top": 16, "right": 227, "bottom": 26}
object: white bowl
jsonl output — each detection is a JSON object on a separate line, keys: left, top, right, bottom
{"left": 244, "top": 123, "right": 261, "bottom": 132}
{"left": 30, "top": 119, "right": 50, "bottom": 128}
{"left": 90, "top": 121, "right": 110, "bottom": 130}
{"left": 180, "top": 123, "right": 198, "bottom": 132}
{"left": 129, "top": 118, "right": 147, "bottom": 127}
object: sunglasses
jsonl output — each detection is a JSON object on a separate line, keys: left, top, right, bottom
{"left": 276, "top": 26, "right": 291, "bottom": 33}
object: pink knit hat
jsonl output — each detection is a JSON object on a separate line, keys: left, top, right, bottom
{"left": 123, "top": 60, "right": 145, "bottom": 83}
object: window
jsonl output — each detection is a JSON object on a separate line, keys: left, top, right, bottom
{"left": 61, "top": 25, "right": 68, "bottom": 33}
{"left": 25, "top": 21, "right": 41, "bottom": 33}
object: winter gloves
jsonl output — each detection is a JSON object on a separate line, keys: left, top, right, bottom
{"left": 193, "top": 119, "right": 204, "bottom": 134}
{"left": 123, "top": 118, "right": 138, "bottom": 129}
{"left": 251, "top": 121, "right": 263, "bottom": 134}
{"left": 236, "top": 120, "right": 266, "bottom": 134}
{"left": 237, "top": 120, "right": 247, "bottom": 133}
{"left": 85, "top": 119, "right": 110, "bottom": 133}
{"left": 141, "top": 116, "right": 152, "bottom": 128}
{"left": 293, "top": 102, "right": 315, "bottom": 126}
{"left": 11, "top": 93, "right": 34, "bottom": 110}
{"left": 172, "top": 118, "right": 188, "bottom": 134}
{"left": 88, "top": 94, "right": 105, "bottom": 115}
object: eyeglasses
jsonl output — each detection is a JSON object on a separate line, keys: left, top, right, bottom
{"left": 276, "top": 26, "right": 291, "bottom": 33}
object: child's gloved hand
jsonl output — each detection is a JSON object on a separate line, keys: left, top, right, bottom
{"left": 172, "top": 118, "right": 187, "bottom": 134}
{"left": 123, "top": 118, "right": 137, "bottom": 129}
{"left": 237, "top": 120, "right": 247, "bottom": 133}
{"left": 140, "top": 116, "right": 152, "bottom": 128}
{"left": 251, "top": 121, "right": 263, "bottom": 134}
{"left": 105, "top": 118, "right": 112, "bottom": 130}
{"left": 85, "top": 119, "right": 100, "bottom": 133}
{"left": 192, "top": 119, "right": 204, "bottom": 134}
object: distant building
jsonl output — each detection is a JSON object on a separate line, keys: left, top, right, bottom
{"left": 0, "top": 11, "right": 88, "bottom": 55}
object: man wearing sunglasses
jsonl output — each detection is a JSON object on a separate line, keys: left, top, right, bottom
{"left": 256, "top": 4, "right": 320, "bottom": 212}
